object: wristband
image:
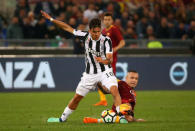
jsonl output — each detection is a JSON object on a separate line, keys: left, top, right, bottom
{"left": 50, "top": 18, "right": 54, "bottom": 22}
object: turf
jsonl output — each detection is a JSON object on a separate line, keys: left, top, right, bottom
{"left": 0, "top": 90, "right": 195, "bottom": 131}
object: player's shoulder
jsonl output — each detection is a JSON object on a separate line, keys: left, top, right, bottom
{"left": 118, "top": 80, "right": 128, "bottom": 86}
{"left": 112, "top": 25, "right": 119, "bottom": 30}
{"left": 101, "top": 34, "right": 111, "bottom": 41}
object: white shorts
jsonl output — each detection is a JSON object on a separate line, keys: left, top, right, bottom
{"left": 76, "top": 68, "right": 118, "bottom": 96}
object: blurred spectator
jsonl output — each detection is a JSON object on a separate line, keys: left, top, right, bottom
{"left": 0, "top": 18, "right": 2, "bottom": 39}
{"left": 156, "top": 17, "right": 170, "bottom": 38}
{"left": 6, "top": 16, "right": 23, "bottom": 39}
{"left": 136, "top": 2, "right": 150, "bottom": 18}
{"left": 158, "top": 0, "right": 173, "bottom": 17}
{"left": 55, "top": 0, "right": 67, "bottom": 16}
{"left": 187, "top": 20, "right": 195, "bottom": 39}
{"left": 114, "top": 18, "right": 125, "bottom": 35}
{"left": 167, "top": 12, "right": 178, "bottom": 38}
{"left": 121, "top": 11, "right": 129, "bottom": 29}
{"left": 125, "top": 0, "right": 140, "bottom": 15}
{"left": 132, "top": 13, "right": 139, "bottom": 25}
{"left": 21, "top": 17, "right": 35, "bottom": 39}
{"left": 0, "top": 17, "right": 2, "bottom": 33}
{"left": 147, "top": 35, "right": 163, "bottom": 48}
{"left": 65, "top": 5, "right": 73, "bottom": 21}
{"left": 82, "top": 17, "right": 89, "bottom": 31}
{"left": 153, "top": 2, "right": 161, "bottom": 20}
{"left": 73, "top": 24, "right": 85, "bottom": 54}
{"left": 83, "top": 3, "right": 98, "bottom": 22}
{"left": 71, "top": 5, "right": 81, "bottom": 21}
{"left": 27, "top": 11, "right": 38, "bottom": 27}
{"left": 148, "top": 11, "right": 158, "bottom": 33}
{"left": 18, "top": 9, "right": 28, "bottom": 25}
{"left": 74, "top": 8, "right": 84, "bottom": 27}
{"left": 124, "top": 27, "right": 137, "bottom": 39}
{"left": 126, "top": 20, "right": 135, "bottom": 29}
{"left": 175, "top": 21, "right": 188, "bottom": 40}
{"left": 14, "top": 0, "right": 30, "bottom": 17}
{"left": 48, "top": 25, "right": 59, "bottom": 39}
{"left": 105, "top": 3, "right": 114, "bottom": 16}
{"left": 175, "top": 2, "right": 186, "bottom": 22}
{"left": 34, "top": 0, "right": 55, "bottom": 16}
{"left": 95, "top": 0, "right": 106, "bottom": 11}
{"left": 34, "top": 17, "right": 48, "bottom": 39}
{"left": 136, "top": 17, "right": 148, "bottom": 39}
{"left": 186, "top": 3, "right": 195, "bottom": 24}
{"left": 111, "top": 1, "right": 121, "bottom": 19}
{"left": 145, "top": 25, "right": 154, "bottom": 39}
{"left": 0, "top": 14, "right": 7, "bottom": 39}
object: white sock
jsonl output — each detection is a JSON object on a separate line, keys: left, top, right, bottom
{"left": 60, "top": 106, "right": 74, "bottom": 122}
{"left": 116, "top": 106, "right": 120, "bottom": 114}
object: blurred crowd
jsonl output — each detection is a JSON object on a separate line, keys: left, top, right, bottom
{"left": 0, "top": 0, "right": 194, "bottom": 42}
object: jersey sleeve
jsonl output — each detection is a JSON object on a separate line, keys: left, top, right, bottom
{"left": 105, "top": 37, "right": 113, "bottom": 54}
{"left": 73, "top": 29, "right": 88, "bottom": 40}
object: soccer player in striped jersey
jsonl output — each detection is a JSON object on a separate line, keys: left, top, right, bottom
{"left": 84, "top": 70, "right": 145, "bottom": 123}
{"left": 94, "top": 12, "right": 126, "bottom": 106}
{"left": 41, "top": 11, "right": 124, "bottom": 123}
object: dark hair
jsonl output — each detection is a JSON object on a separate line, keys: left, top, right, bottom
{"left": 128, "top": 70, "right": 138, "bottom": 74}
{"left": 89, "top": 18, "right": 101, "bottom": 29}
{"left": 104, "top": 12, "right": 113, "bottom": 19}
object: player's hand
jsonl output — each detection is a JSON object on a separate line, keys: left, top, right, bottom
{"left": 113, "top": 47, "right": 117, "bottom": 53}
{"left": 95, "top": 57, "right": 102, "bottom": 63}
{"left": 135, "top": 118, "right": 145, "bottom": 122}
{"left": 41, "top": 10, "right": 51, "bottom": 20}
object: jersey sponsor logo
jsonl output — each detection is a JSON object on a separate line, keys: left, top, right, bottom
{"left": 87, "top": 48, "right": 102, "bottom": 57}
{"left": 0, "top": 61, "right": 55, "bottom": 89}
{"left": 116, "top": 62, "right": 128, "bottom": 80}
{"left": 169, "top": 62, "right": 188, "bottom": 86}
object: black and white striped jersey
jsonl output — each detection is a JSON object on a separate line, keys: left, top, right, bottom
{"left": 73, "top": 29, "right": 113, "bottom": 74}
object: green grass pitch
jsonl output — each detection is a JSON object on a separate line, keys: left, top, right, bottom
{"left": 0, "top": 90, "right": 195, "bottom": 131}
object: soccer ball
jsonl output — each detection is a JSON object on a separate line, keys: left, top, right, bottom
{"left": 101, "top": 110, "right": 117, "bottom": 123}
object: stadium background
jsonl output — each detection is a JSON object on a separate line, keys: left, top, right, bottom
{"left": 0, "top": 0, "right": 195, "bottom": 130}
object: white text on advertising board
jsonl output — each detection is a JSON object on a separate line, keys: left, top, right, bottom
{"left": 0, "top": 62, "right": 55, "bottom": 89}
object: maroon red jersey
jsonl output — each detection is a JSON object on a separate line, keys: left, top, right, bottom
{"left": 102, "top": 25, "right": 123, "bottom": 74}
{"left": 102, "top": 25, "right": 123, "bottom": 48}
{"left": 112, "top": 80, "right": 136, "bottom": 112}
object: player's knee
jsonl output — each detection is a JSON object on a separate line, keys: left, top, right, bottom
{"left": 110, "top": 86, "right": 119, "bottom": 96}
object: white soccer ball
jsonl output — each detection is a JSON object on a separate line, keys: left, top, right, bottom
{"left": 101, "top": 109, "right": 117, "bottom": 123}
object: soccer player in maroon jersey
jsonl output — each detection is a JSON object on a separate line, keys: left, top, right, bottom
{"left": 84, "top": 70, "right": 145, "bottom": 123}
{"left": 94, "top": 12, "right": 126, "bottom": 106}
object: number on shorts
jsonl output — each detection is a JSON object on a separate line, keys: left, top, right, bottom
{"left": 106, "top": 72, "right": 114, "bottom": 78}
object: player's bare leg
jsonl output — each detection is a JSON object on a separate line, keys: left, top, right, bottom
{"left": 60, "top": 93, "right": 83, "bottom": 122}
{"left": 109, "top": 85, "right": 121, "bottom": 113}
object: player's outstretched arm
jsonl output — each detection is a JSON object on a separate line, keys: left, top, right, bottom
{"left": 41, "top": 10, "right": 74, "bottom": 34}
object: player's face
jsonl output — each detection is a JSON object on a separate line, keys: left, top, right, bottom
{"left": 89, "top": 27, "right": 101, "bottom": 40}
{"left": 103, "top": 16, "right": 113, "bottom": 28}
{"left": 125, "top": 72, "right": 139, "bottom": 88}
